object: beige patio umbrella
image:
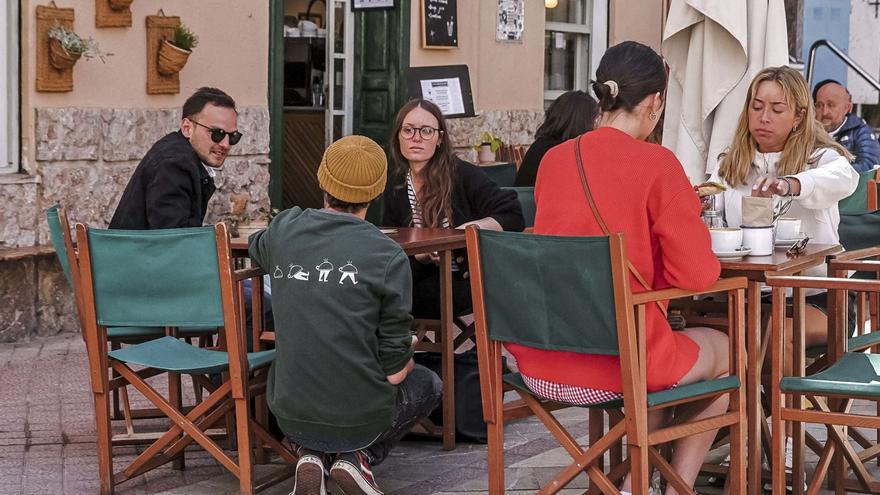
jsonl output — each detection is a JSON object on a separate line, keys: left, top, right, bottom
{"left": 661, "top": 0, "right": 789, "bottom": 183}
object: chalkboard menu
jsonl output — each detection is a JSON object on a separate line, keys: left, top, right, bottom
{"left": 421, "top": 0, "right": 458, "bottom": 49}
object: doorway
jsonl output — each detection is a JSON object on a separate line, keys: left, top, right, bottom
{"left": 268, "top": 0, "right": 410, "bottom": 210}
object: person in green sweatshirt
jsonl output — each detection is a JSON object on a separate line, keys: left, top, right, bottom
{"left": 249, "top": 135, "right": 442, "bottom": 495}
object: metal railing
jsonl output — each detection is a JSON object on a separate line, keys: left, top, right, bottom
{"left": 806, "top": 39, "right": 880, "bottom": 93}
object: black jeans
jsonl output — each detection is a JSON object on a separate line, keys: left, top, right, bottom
{"left": 287, "top": 364, "right": 442, "bottom": 465}
{"left": 410, "top": 259, "right": 473, "bottom": 319}
{"left": 242, "top": 279, "right": 274, "bottom": 351}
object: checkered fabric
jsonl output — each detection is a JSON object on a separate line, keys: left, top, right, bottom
{"left": 522, "top": 374, "right": 623, "bottom": 405}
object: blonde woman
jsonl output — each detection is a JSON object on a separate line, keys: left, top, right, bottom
{"left": 711, "top": 66, "right": 856, "bottom": 342}
{"left": 709, "top": 64, "right": 858, "bottom": 472}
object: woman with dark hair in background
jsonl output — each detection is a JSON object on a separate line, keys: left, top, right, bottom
{"left": 514, "top": 90, "right": 598, "bottom": 186}
{"left": 383, "top": 98, "right": 524, "bottom": 319}
{"left": 509, "top": 41, "right": 729, "bottom": 494}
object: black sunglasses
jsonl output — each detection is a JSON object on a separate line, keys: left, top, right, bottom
{"left": 189, "top": 119, "right": 243, "bottom": 145}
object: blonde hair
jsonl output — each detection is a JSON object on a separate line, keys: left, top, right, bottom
{"left": 718, "top": 66, "right": 852, "bottom": 187}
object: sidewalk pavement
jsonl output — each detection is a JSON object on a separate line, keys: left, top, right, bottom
{"left": 1, "top": 333, "right": 874, "bottom": 494}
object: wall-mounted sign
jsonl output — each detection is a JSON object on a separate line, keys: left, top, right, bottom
{"left": 352, "top": 0, "right": 394, "bottom": 11}
{"left": 496, "top": 0, "right": 524, "bottom": 42}
{"left": 407, "top": 65, "right": 475, "bottom": 119}
{"left": 421, "top": 0, "right": 458, "bottom": 49}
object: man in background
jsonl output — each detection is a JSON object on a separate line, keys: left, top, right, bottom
{"left": 813, "top": 79, "right": 880, "bottom": 173}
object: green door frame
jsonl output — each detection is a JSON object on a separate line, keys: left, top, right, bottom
{"left": 268, "top": 0, "right": 284, "bottom": 209}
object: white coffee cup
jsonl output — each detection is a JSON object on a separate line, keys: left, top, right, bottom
{"left": 709, "top": 227, "right": 743, "bottom": 253}
{"left": 741, "top": 225, "right": 774, "bottom": 256}
{"left": 776, "top": 217, "right": 802, "bottom": 240}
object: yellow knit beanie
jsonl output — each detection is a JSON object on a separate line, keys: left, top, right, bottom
{"left": 317, "top": 135, "right": 387, "bottom": 204}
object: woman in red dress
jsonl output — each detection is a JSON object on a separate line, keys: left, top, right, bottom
{"left": 506, "top": 41, "right": 729, "bottom": 495}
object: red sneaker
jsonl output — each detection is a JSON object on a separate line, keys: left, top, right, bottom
{"left": 329, "top": 450, "right": 383, "bottom": 495}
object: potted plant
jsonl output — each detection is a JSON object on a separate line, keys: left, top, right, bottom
{"left": 472, "top": 131, "right": 503, "bottom": 163}
{"left": 47, "top": 23, "right": 109, "bottom": 70}
{"left": 157, "top": 24, "right": 198, "bottom": 76}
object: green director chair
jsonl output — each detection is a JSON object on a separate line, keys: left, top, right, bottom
{"left": 466, "top": 228, "right": 748, "bottom": 494}
{"left": 75, "top": 223, "right": 293, "bottom": 494}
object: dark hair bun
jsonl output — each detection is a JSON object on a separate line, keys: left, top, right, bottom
{"left": 591, "top": 80, "right": 617, "bottom": 112}
{"left": 593, "top": 41, "right": 666, "bottom": 114}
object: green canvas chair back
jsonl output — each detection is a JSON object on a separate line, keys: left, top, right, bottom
{"left": 474, "top": 229, "right": 620, "bottom": 355}
{"left": 838, "top": 169, "right": 878, "bottom": 215}
{"left": 503, "top": 187, "right": 535, "bottom": 228}
{"left": 84, "top": 226, "right": 225, "bottom": 328}
{"left": 46, "top": 204, "right": 73, "bottom": 286}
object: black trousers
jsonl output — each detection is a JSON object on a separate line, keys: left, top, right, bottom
{"left": 410, "top": 259, "right": 473, "bottom": 319}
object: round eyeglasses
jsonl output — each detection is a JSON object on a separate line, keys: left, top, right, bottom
{"left": 400, "top": 125, "right": 441, "bottom": 140}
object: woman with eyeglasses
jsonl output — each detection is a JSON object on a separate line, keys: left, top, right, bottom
{"left": 383, "top": 98, "right": 524, "bottom": 319}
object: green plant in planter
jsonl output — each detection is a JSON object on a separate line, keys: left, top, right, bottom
{"left": 171, "top": 24, "right": 199, "bottom": 51}
{"left": 471, "top": 131, "right": 503, "bottom": 152}
{"left": 47, "top": 23, "right": 110, "bottom": 63}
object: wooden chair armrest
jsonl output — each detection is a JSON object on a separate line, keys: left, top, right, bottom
{"left": 766, "top": 275, "right": 880, "bottom": 291}
{"left": 630, "top": 277, "right": 748, "bottom": 306}
{"left": 233, "top": 267, "right": 265, "bottom": 281}
{"left": 828, "top": 259, "right": 880, "bottom": 272}
{"left": 831, "top": 246, "right": 880, "bottom": 261}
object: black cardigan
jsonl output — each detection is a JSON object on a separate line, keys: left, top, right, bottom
{"left": 382, "top": 159, "right": 525, "bottom": 232}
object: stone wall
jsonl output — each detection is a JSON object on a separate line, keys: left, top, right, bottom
{"left": 446, "top": 109, "right": 544, "bottom": 162}
{"left": 0, "top": 105, "right": 271, "bottom": 342}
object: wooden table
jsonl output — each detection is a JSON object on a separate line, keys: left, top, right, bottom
{"left": 231, "top": 227, "right": 467, "bottom": 450}
{"left": 718, "top": 243, "right": 843, "bottom": 494}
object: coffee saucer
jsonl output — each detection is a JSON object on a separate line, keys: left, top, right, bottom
{"left": 713, "top": 247, "right": 752, "bottom": 259}
{"left": 775, "top": 233, "right": 806, "bottom": 247}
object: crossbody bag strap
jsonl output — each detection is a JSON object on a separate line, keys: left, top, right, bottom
{"left": 574, "top": 136, "right": 667, "bottom": 316}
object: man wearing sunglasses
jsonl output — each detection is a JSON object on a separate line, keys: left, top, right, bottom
{"left": 110, "top": 86, "right": 241, "bottom": 229}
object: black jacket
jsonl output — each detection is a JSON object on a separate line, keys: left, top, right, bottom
{"left": 109, "top": 131, "right": 216, "bottom": 229}
{"left": 514, "top": 136, "right": 563, "bottom": 187}
{"left": 382, "top": 158, "right": 525, "bottom": 232}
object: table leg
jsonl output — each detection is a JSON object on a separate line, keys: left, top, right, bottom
{"left": 439, "top": 250, "right": 455, "bottom": 450}
{"left": 746, "top": 280, "right": 762, "bottom": 494}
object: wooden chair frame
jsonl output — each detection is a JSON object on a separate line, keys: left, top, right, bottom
{"left": 767, "top": 273, "right": 880, "bottom": 495}
{"left": 466, "top": 227, "right": 748, "bottom": 494}
{"left": 48, "top": 206, "right": 218, "bottom": 457}
{"left": 75, "top": 223, "right": 295, "bottom": 495}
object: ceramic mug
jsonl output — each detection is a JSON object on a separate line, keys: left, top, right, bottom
{"left": 709, "top": 227, "right": 742, "bottom": 253}
{"left": 741, "top": 225, "right": 774, "bottom": 256}
{"left": 776, "top": 217, "right": 802, "bottom": 240}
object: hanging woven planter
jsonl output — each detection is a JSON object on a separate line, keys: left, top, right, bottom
{"left": 157, "top": 39, "right": 191, "bottom": 76}
{"left": 48, "top": 39, "right": 81, "bottom": 70}
{"left": 108, "top": 0, "right": 134, "bottom": 11}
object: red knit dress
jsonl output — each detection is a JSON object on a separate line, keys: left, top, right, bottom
{"left": 506, "top": 127, "right": 721, "bottom": 393}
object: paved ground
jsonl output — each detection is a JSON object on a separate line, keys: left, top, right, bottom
{"left": 1, "top": 334, "right": 878, "bottom": 495}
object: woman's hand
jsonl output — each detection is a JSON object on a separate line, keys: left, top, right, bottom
{"left": 751, "top": 176, "right": 801, "bottom": 197}
{"left": 414, "top": 252, "right": 440, "bottom": 265}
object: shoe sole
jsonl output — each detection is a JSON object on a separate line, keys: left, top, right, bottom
{"left": 292, "top": 459, "right": 326, "bottom": 495}
{"left": 330, "top": 462, "right": 383, "bottom": 495}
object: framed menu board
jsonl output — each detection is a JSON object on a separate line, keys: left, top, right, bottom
{"left": 421, "top": 0, "right": 458, "bottom": 49}
{"left": 407, "top": 65, "right": 475, "bottom": 119}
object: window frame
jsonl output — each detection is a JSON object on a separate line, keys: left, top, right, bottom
{"left": 1, "top": 0, "right": 20, "bottom": 174}
{"left": 543, "top": 0, "right": 607, "bottom": 104}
